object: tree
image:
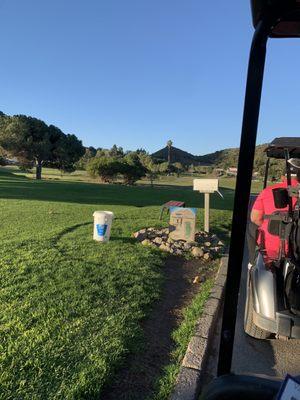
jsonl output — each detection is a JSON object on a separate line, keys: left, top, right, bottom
{"left": 52, "top": 132, "right": 85, "bottom": 173}
{"left": 136, "top": 153, "right": 159, "bottom": 186}
{"left": 158, "top": 161, "right": 169, "bottom": 174}
{"left": 137, "top": 153, "right": 152, "bottom": 169}
{"left": 88, "top": 146, "right": 97, "bottom": 157}
{"left": 121, "top": 152, "right": 146, "bottom": 185}
{"left": 136, "top": 148, "right": 147, "bottom": 155}
{"left": 167, "top": 140, "right": 173, "bottom": 165}
{"left": 0, "top": 156, "right": 6, "bottom": 166}
{"left": 173, "top": 162, "right": 184, "bottom": 177}
{"left": 76, "top": 146, "right": 97, "bottom": 170}
{"left": 96, "top": 148, "right": 108, "bottom": 158}
{"left": 146, "top": 162, "right": 159, "bottom": 187}
{"left": 109, "top": 144, "right": 124, "bottom": 158}
{"left": 0, "top": 114, "right": 84, "bottom": 179}
{"left": 0, "top": 114, "right": 51, "bottom": 179}
{"left": 0, "top": 145, "right": 7, "bottom": 166}
{"left": 87, "top": 157, "right": 122, "bottom": 182}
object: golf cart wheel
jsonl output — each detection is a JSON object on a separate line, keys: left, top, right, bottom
{"left": 244, "top": 285, "right": 271, "bottom": 339}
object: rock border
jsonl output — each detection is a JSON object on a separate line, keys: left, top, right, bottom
{"left": 169, "top": 256, "right": 228, "bottom": 400}
{"left": 133, "top": 228, "right": 224, "bottom": 260}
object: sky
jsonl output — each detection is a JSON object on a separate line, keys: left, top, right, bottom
{"left": 0, "top": 0, "right": 300, "bottom": 155}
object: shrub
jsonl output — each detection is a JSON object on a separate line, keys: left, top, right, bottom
{"left": 87, "top": 157, "right": 122, "bottom": 182}
{"left": 121, "top": 153, "right": 146, "bottom": 185}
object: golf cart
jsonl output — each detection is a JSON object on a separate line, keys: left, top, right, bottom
{"left": 245, "top": 137, "right": 300, "bottom": 340}
{"left": 200, "top": 1, "right": 300, "bottom": 399}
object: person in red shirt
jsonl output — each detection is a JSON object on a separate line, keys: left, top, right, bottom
{"left": 250, "top": 172, "right": 300, "bottom": 264}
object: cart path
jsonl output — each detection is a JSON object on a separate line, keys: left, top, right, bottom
{"left": 231, "top": 246, "right": 300, "bottom": 377}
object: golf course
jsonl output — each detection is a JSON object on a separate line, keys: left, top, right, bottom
{"left": 0, "top": 166, "right": 244, "bottom": 399}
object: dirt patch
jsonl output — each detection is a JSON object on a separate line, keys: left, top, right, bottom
{"left": 100, "top": 255, "right": 213, "bottom": 400}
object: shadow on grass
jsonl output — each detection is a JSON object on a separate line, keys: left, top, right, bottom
{"left": 0, "top": 169, "right": 234, "bottom": 211}
{"left": 52, "top": 222, "right": 93, "bottom": 245}
{"left": 50, "top": 221, "right": 138, "bottom": 249}
{"left": 110, "top": 236, "right": 137, "bottom": 244}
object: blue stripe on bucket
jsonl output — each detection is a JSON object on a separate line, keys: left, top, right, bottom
{"left": 96, "top": 224, "right": 107, "bottom": 236}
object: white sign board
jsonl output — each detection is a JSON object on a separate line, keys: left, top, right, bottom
{"left": 193, "top": 179, "right": 219, "bottom": 193}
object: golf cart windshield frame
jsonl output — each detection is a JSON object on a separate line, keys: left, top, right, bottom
{"left": 217, "top": 2, "right": 300, "bottom": 378}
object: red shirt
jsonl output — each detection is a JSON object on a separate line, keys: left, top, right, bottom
{"left": 252, "top": 179, "right": 298, "bottom": 262}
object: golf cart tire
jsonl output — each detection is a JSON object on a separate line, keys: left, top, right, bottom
{"left": 244, "top": 286, "right": 271, "bottom": 339}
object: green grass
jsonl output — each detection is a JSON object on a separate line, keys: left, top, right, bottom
{"left": 0, "top": 167, "right": 233, "bottom": 399}
{"left": 6, "top": 165, "right": 264, "bottom": 193}
{"left": 150, "top": 278, "right": 215, "bottom": 400}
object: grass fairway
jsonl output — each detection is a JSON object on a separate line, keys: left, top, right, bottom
{"left": 0, "top": 168, "right": 233, "bottom": 399}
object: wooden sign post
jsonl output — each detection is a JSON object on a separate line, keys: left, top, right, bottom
{"left": 193, "top": 179, "right": 220, "bottom": 233}
{"left": 204, "top": 192, "right": 210, "bottom": 232}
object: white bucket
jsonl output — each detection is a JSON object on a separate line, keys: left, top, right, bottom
{"left": 93, "top": 211, "right": 114, "bottom": 242}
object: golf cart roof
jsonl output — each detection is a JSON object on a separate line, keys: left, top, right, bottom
{"left": 251, "top": 0, "right": 300, "bottom": 38}
{"left": 265, "top": 137, "right": 300, "bottom": 158}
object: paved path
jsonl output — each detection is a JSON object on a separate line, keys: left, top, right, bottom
{"left": 231, "top": 247, "right": 300, "bottom": 377}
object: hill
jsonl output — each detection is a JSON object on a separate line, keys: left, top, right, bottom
{"left": 151, "top": 146, "right": 204, "bottom": 165}
{"left": 151, "top": 145, "right": 247, "bottom": 167}
{"left": 152, "top": 143, "right": 284, "bottom": 176}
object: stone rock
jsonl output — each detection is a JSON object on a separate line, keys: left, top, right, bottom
{"left": 159, "top": 243, "right": 169, "bottom": 252}
{"left": 174, "top": 249, "right": 183, "bottom": 256}
{"left": 134, "top": 231, "right": 147, "bottom": 241}
{"left": 191, "top": 247, "right": 204, "bottom": 258}
{"left": 174, "top": 241, "right": 182, "bottom": 248}
{"left": 153, "top": 237, "right": 163, "bottom": 245}
{"left": 136, "top": 227, "right": 222, "bottom": 259}
{"left": 183, "top": 242, "right": 192, "bottom": 250}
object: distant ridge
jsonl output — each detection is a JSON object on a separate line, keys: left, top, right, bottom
{"left": 152, "top": 143, "right": 269, "bottom": 169}
{"left": 151, "top": 146, "right": 204, "bottom": 165}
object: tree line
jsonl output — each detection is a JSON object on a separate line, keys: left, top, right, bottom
{"left": 81, "top": 145, "right": 186, "bottom": 185}
{"left": 0, "top": 111, "right": 283, "bottom": 184}
{"left": 0, "top": 117, "right": 184, "bottom": 185}
{"left": 0, "top": 112, "right": 85, "bottom": 179}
